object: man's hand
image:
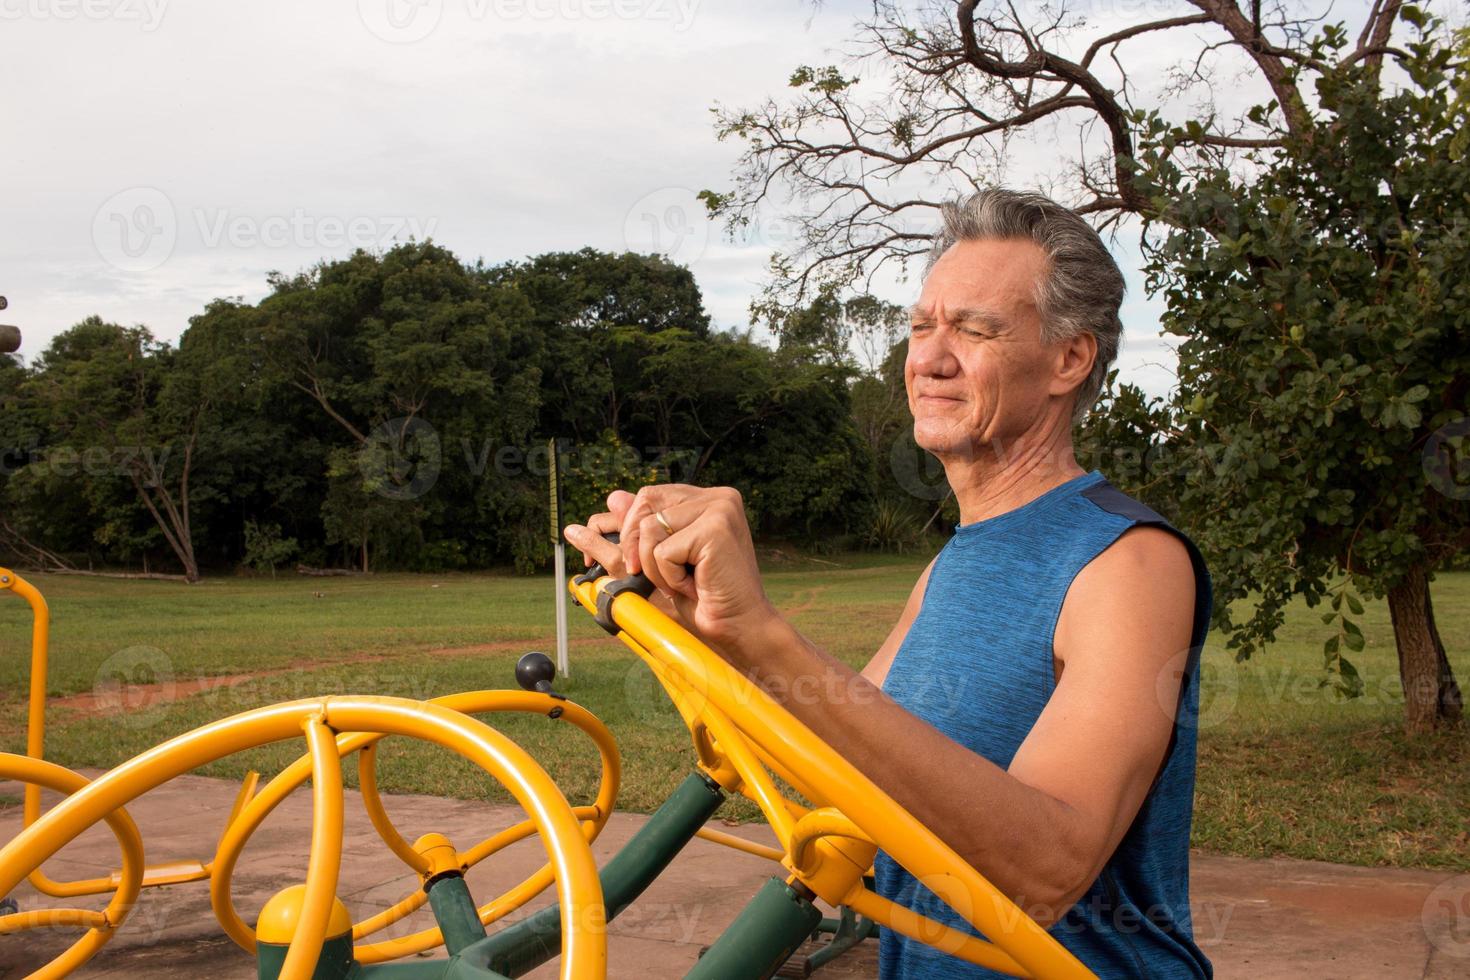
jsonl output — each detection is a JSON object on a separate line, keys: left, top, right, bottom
{"left": 563, "top": 485, "right": 776, "bottom": 658}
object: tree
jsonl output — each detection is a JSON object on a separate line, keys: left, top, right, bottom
{"left": 492, "top": 248, "right": 712, "bottom": 440}
{"left": 1139, "top": 17, "right": 1468, "bottom": 732}
{"left": 23, "top": 319, "right": 208, "bottom": 581}
{"left": 705, "top": 2, "right": 1465, "bottom": 730}
{"left": 253, "top": 242, "right": 542, "bottom": 571}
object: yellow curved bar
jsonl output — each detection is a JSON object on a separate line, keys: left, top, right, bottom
{"left": 323, "top": 698, "right": 607, "bottom": 979}
{"left": 356, "top": 689, "right": 621, "bottom": 877}
{"left": 572, "top": 577, "right": 1094, "bottom": 980}
{"left": 693, "top": 827, "right": 785, "bottom": 864}
{"left": 277, "top": 714, "right": 346, "bottom": 980}
{"left": 845, "top": 887, "right": 1032, "bottom": 974}
{"left": 210, "top": 689, "right": 619, "bottom": 962}
{"left": 786, "top": 808, "right": 868, "bottom": 875}
{"left": 0, "top": 568, "right": 68, "bottom": 901}
{"left": 209, "top": 728, "right": 377, "bottom": 952}
{"left": 0, "top": 907, "right": 108, "bottom": 932}
{"left": 1, "top": 568, "right": 216, "bottom": 900}
{"left": 0, "top": 753, "right": 145, "bottom": 980}
{"left": 0, "top": 697, "right": 606, "bottom": 980}
{"left": 356, "top": 742, "right": 432, "bottom": 875}
{"left": 350, "top": 884, "right": 430, "bottom": 943}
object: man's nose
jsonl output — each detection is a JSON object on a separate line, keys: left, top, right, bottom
{"left": 908, "top": 328, "right": 958, "bottom": 377}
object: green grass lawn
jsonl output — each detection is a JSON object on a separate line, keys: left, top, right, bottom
{"left": 1, "top": 556, "right": 1466, "bottom": 870}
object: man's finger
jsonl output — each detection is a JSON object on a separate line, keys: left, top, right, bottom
{"left": 638, "top": 505, "right": 699, "bottom": 599}
{"left": 564, "top": 521, "right": 623, "bottom": 574}
{"left": 620, "top": 484, "right": 699, "bottom": 574}
{"left": 607, "top": 489, "right": 636, "bottom": 518}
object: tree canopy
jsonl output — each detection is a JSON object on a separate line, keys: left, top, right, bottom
{"left": 0, "top": 244, "right": 880, "bottom": 578}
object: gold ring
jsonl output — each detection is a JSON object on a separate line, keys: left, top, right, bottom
{"left": 653, "top": 510, "right": 674, "bottom": 536}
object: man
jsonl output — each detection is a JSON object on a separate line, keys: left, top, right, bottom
{"left": 565, "top": 188, "right": 1213, "bottom": 978}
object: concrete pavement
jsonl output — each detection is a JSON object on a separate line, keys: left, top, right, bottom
{"left": 2, "top": 773, "right": 1465, "bottom": 978}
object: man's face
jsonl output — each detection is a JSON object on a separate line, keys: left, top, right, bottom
{"left": 905, "top": 237, "right": 1061, "bottom": 459}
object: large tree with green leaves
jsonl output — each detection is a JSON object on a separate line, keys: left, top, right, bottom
{"left": 705, "top": 2, "right": 1466, "bottom": 730}
{"left": 18, "top": 318, "right": 212, "bottom": 580}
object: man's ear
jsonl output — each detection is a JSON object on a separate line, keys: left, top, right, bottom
{"left": 1049, "top": 330, "right": 1096, "bottom": 399}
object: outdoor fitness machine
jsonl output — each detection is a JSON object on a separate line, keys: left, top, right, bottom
{"left": 0, "top": 539, "right": 1097, "bottom": 978}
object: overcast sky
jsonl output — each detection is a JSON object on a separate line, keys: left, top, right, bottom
{"left": 0, "top": 0, "right": 1272, "bottom": 399}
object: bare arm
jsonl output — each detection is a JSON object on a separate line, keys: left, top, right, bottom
{"left": 739, "top": 525, "right": 1195, "bottom": 924}
{"left": 569, "top": 487, "right": 1196, "bottom": 925}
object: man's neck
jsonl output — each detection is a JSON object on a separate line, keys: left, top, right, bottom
{"left": 940, "top": 425, "right": 1085, "bottom": 525}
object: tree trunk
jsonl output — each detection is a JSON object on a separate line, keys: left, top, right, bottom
{"left": 1386, "top": 561, "right": 1463, "bottom": 733}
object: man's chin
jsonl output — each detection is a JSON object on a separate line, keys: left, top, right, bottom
{"left": 912, "top": 427, "right": 974, "bottom": 460}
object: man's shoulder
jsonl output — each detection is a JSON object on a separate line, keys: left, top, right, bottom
{"left": 1077, "top": 477, "right": 1168, "bottom": 526}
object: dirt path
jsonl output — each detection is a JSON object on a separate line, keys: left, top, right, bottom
{"left": 43, "top": 638, "right": 550, "bottom": 718}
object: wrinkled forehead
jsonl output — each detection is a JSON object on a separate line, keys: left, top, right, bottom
{"left": 913, "top": 237, "right": 1048, "bottom": 321}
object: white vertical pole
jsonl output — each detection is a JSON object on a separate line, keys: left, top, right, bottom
{"left": 548, "top": 436, "right": 569, "bottom": 679}
{"left": 553, "top": 540, "right": 569, "bottom": 678}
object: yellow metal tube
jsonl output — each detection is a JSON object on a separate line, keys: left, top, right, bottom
{"left": 1, "top": 567, "right": 214, "bottom": 899}
{"left": 0, "top": 697, "right": 606, "bottom": 980}
{"left": 0, "top": 753, "right": 145, "bottom": 980}
{"left": 357, "top": 741, "right": 433, "bottom": 876}
{"left": 210, "top": 689, "right": 620, "bottom": 961}
{"left": 277, "top": 714, "right": 346, "bottom": 980}
{"left": 693, "top": 827, "right": 785, "bottom": 864}
{"left": 844, "top": 887, "right": 1032, "bottom": 975}
{"left": 354, "top": 805, "right": 602, "bottom": 964}
{"left": 324, "top": 698, "right": 607, "bottom": 979}
{"left": 573, "top": 576, "right": 1093, "bottom": 980}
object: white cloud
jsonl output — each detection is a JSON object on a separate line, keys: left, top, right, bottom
{"left": 3, "top": 0, "right": 1187, "bottom": 399}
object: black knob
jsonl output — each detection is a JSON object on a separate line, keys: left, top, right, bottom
{"left": 516, "top": 652, "right": 557, "bottom": 694}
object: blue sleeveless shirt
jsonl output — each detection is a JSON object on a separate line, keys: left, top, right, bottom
{"left": 874, "top": 470, "right": 1213, "bottom": 979}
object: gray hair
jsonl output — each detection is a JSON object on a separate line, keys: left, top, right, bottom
{"left": 924, "top": 188, "right": 1124, "bottom": 422}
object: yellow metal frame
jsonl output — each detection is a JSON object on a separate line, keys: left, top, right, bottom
{"left": 206, "top": 689, "right": 621, "bottom": 964}
{"left": 0, "top": 567, "right": 250, "bottom": 897}
{"left": 0, "top": 754, "right": 144, "bottom": 980}
{"left": 0, "top": 696, "right": 608, "bottom": 980}
{"left": 570, "top": 574, "right": 1097, "bottom": 980}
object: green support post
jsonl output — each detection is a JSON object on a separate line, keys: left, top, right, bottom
{"left": 686, "top": 877, "right": 822, "bottom": 980}
{"left": 461, "top": 772, "right": 725, "bottom": 977}
{"left": 427, "top": 872, "right": 489, "bottom": 955}
{"left": 256, "top": 933, "right": 357, "bottom": 980}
